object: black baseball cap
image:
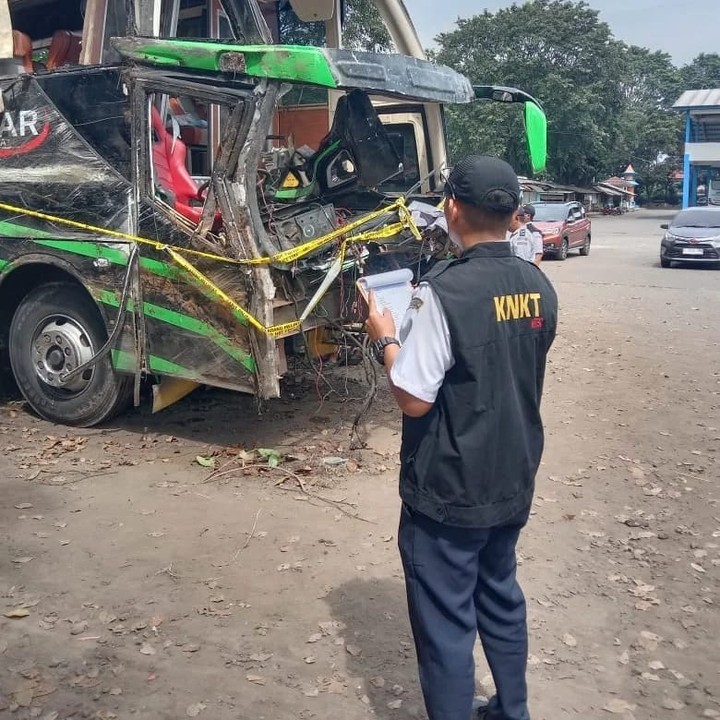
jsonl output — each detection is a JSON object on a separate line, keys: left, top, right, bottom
{"left": 523, "top": 204, "right": 536, "bottom": 219}
{"left": 444, "top": 155, "right": 520, "bottom": 213}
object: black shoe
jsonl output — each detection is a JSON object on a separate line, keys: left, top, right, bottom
{"left": 472, "top": 697, "right": 491, "bottom": 718}
{"left": 472, "top": 696, "right": 499, "bottom": 719}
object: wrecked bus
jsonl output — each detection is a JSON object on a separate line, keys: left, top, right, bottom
{"left": 0, "top": 0, "right": 547, "bottom": 427}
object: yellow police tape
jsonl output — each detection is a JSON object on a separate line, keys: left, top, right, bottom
{"left": 0, "top": 199, "right": 421, "bottom": 339}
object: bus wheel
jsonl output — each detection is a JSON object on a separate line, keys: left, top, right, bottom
{"left": 9, "top": 282, "right": 133, "bottom": 427}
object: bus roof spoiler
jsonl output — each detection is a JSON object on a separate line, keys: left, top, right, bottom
{"left": 113, "top": 37, "right": 475, "bottom": 105}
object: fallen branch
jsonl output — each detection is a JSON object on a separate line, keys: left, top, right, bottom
{"left": 204, "top": 460, "right": 372, "bottom": 523}
{"left": 270, "top": 465, "right": 308, "bottom": 492}
{"left": 203, "top": 460, "right": 269, "bottom": 484}
{"left": 22, "top": 468, "right": 118, "bottom": 484}
{"left": 204, "top": 455, "right": 247, "bottom": 483}
{"left": 39, "top": 472, "right": 118, "bottom": 485}
{"left": 273, "top": 482, "right": 371, "bottom": 522}
{"left": 155, "top": 563, "right": 179, "bottom": 580}
{"left": 677, "top": 472, "right": 709, "bottom": 483}
{"left": 234, "top": 509, "right": 262, "bottom": 560}
{"left": 271, "top": 471, "right": 371, "bottom": 523}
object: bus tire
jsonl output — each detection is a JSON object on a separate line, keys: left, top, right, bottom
{"left": 9, "top": 282, "right": 133, "bottom": 427}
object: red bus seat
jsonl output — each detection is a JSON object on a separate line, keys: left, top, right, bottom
{"left": 151, "top": 107, "right": 219, "bottom": 227}
{"left": 12, "top": 31, "right": 33, "bottom": 74}
{"left": 46, "top": 31, "right": 82, "bottom": 70}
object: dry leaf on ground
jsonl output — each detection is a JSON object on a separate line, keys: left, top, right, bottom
{"left": 604, "top": 698, "right": 637, "bottom": 714}
{"left": 186, "top": 702, "right": 206, "bottom": 717}
{"left": 4, "top": 608, "right": 30, "bottom": 618}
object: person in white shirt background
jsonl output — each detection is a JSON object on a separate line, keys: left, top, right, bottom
{"left": 522, "top": 205, "right": 544, "bottom": 265}
{"left": 508, "top": 206, "right": 544, "bottom": 266}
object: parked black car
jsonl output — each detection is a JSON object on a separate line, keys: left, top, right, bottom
{"left": 660, "top": 207, "right": 720, "bottom": 268}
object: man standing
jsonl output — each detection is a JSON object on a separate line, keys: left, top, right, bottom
{"left": 365, "top": 156, "right": 558, "bottom": 720}
{"left": 508, "top": 206, "right": 544, "bottom": 266}
{"left": 523, "top": 205, "right": 545, "bottom": 266}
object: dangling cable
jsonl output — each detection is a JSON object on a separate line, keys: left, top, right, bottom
{"left": 60, "top": 244, "right": 140, "bottom": 385}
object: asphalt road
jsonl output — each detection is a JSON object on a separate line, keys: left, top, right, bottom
{"left": 548, "top": 208, "right": 720, "bottom": 287}
{"left": 530, "top": 208, "right": 720, "bottom": 719}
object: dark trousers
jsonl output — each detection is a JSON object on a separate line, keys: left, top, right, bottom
{"left": 398, "top": 504, "right": 530, "bottom": 720}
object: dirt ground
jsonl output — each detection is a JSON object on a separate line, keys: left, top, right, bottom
{"left": 1, "top": 210, "right": 719, "bottom": 720}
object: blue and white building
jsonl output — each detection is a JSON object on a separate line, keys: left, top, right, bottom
{"left": 673, "top": 89, "right": 720, "bottom": 208}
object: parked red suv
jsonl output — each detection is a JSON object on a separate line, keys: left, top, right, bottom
{"left": 530, "top": 201, "right": 592, "bottom": 260}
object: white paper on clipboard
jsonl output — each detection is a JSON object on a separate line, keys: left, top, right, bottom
{"left": 357, "top": 268, "right": 414, "bottom": 333}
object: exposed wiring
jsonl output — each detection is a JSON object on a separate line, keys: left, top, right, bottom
{"left": 323, "top": 320, "right": 377, "bottom": 449}
{"left": 60, "top": 243, "right": 140, "bottom": 385}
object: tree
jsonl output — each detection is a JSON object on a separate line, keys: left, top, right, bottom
{"left": 434, "top": 0, "right": 685, "bottom": 187}
{"left": 277, "top": 4, "right": 325, "bottom": 46}
{"left": 605, "top": 45, "right": 683, "bottom": 184}
{"left": 435, "top": 0, "right": 625, "bottom": 182}
{"left": 616, "top": 46, "right": 680, "bottom": 110}
{"left": 637, "top": 158, "right": 681, "bottom": 205}
{"left": 277, "top": 0, "right": 392, "bottom": 51}
{"left": 680, "top": 53, "right": 720, "bottom": 91}
{"left": 343, "top": 0, "right": 393, "bottom": 52}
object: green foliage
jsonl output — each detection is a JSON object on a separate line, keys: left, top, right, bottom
{"left": 435, "top": 1, "right": 625, "bottom": 183}
{"left": 257, "top": 448, "right": 281, "bottom": 468}
{"left": 277, "top": 0, "right": 392, "bottom": 52}
{"left": 435, "top": 0, "right": 708, "bottom": 190}
{"left": 680, "top": 53, "right": 720, "bottom": 90}
{"left": 277, "top": 4, "right": 325, "bottom": 46}
{"left": 343, "top": 0, "right": 393, "bottom": 52}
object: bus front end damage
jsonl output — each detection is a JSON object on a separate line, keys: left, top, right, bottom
{"left": 0, "top": 38, "right": 473, "bottom": 424}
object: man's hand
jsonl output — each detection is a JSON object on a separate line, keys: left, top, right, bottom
{"left": 365, "top": 292, "right": 433, "bottom": 418}
{"left": 365, "top": 291, "right": 397, "bottom": 341}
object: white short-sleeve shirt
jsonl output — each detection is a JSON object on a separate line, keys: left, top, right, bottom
{"left": 529, "top": 228, "right": 544, "bottom": 258}
{"left": 509, "top": 225, "right": 544, "bottom": 262}
{"left": 389, "top": 283, "right": 455, "bottom": 404}
{"left": 509, "top": 227, "right": 539, "bottom": 262}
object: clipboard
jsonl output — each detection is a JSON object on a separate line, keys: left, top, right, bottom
{"left": 357, "top": 268, "right": 414, "bottom": 332}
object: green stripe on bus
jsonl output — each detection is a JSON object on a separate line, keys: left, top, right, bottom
{"left": 0, "top": 221, "right": 251, "bottom": 329}
{"left": 0, "top": 219, "right": 178, "bottom": 279}
{"left": 33, "top": 239, "right": 249, "bottom": 325}
{"left": 112, "top": 349, "right": 198, "bottom": 378}
{"left": 0, "top": 219, "right": 54, "bottom": 238}
{"left": 33, "top": 238, "right": 179, "bottom": 279}
{"left": 98, "top": 290, "right": 256, "bottom": 374}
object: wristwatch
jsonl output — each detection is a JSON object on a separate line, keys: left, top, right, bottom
{"left": 371, "top": 336, "right": 401, "bottom": 366}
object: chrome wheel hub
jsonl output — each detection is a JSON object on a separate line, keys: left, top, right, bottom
{"left": 32, "top": 318, "right": 95, "bottom": 392}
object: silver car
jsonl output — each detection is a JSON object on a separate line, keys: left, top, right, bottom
{"left": 660, "top": 207, "right": 720, "bottom": 267}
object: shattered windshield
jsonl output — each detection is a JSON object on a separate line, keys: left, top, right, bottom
{"left": 219, "top": 0, "right": 270, "bottom": 44}
{"left": 172, "top": 0, "right": 270, "bottom": 44}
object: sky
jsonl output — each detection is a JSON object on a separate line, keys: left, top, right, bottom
{"left": 408, "top": 0, "right": 716, "bottom": 67}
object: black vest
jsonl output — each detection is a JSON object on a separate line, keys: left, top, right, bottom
{"left": 399, "top": 242, "right": 558, "bottom": 528}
